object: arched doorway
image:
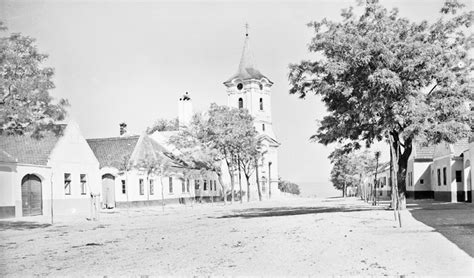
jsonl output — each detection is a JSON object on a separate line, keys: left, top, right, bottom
{"left": 21, "top": 174, "right": 42, "bottom": 216}
{"left": 102, "top": 174, "right": 115, "bottom": 208}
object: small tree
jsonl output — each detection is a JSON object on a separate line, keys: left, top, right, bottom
{"left": 278, "top": 180, "right": 301, "bottom": 195}
{"left": 0, "top": 22, "right": 68, "bottom": 137}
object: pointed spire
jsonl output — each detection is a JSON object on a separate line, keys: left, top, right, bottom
{"left": 223, "top": 25, "right": 273, "bottom": 85}
{"left": 238, "top": 31, "right": 253, "bottom": 73}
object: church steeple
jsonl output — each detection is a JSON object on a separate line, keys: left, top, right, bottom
{"left": 224, "top": 25, "right": 272, "bottom": 86}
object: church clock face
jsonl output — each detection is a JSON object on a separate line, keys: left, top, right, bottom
{"left": 237, "top": 83, "right": 243, "bottom": 90}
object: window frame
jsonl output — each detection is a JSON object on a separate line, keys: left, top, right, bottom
{"left": 455, "top": 170, "right": 462, "bottom": 183}
{"left": 150, "top": 179, "right": 154, "bottom": 195}
{"left": 442, "top": 167, "right": 447, "bottom": 185}
{"left": 80, "top": 174, "right": 87, "bottom": 195}
{"left": 121, "top": 180, "right": 126, "bottom": 194}
{"left": 238, "top": 97, "right": 243, "bottom": 109}
{"left": 139, "top": 178, "right": 144, "bottom": 195}
{"left": 437, "top": 169, "right": 441, "bottom": 186}
{"left": 169, "top": 177, "right": 173, "bottom": 193}
{"left": 64, "top": 173, "right": 71, "bottom": 195}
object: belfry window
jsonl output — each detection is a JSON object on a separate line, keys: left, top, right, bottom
{"left": 238, "top": 98, "right": 243, "bottom": 109}
{"left": 262, "top": 124, "right": 265, "bottom": 131}
{"left": 259, "top": 98, "right": 263, "bottom": 110}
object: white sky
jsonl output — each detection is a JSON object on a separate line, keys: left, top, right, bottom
{"left": 2, "top": 0, "right": 467, "bottom": 185}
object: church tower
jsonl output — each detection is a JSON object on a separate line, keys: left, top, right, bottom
{"left": 223, "top": 26, "right": 280, "bottom": 198}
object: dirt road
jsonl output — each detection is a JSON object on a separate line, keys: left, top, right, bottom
{"left": 0, "top": 197, "right": 472, "bottom": 276}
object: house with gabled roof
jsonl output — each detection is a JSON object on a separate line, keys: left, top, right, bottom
{"left": 0, "top": 121, "right": 100, "bottom": 219}
{"left": 406, "top": 143, "right": 435, "bottom": 199}
{"left": 431, "top": 138, "right": 470, "bottom": 202}
{"left": 87, "top": 130, "right": 220, "bottom": 208}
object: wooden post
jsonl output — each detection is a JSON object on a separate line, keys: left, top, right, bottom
{"left": 50, "top": 172, "right": 54, "bottom": 225}
{"left": 268, "top": 162, "right": 272, "bottom": 199}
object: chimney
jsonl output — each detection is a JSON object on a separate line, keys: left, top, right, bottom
{"left": 119, "top": 122, "right": 127, "bottom": 136}
{"left": 178, "top": 92, "right": 193, "bottom": 128}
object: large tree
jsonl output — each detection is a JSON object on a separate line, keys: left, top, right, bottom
{"left": 169, "top": 112, "right": 229, "bottom": 204}
{"left": 206, "top": 104, "right": 257, "bottom": 203}
{"left": 289, "top": 0, "right": 473, "bottom": 208}
{"left": 0, "top": 22, "right": 68, "bottom": 137}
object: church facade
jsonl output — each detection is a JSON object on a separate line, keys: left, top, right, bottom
{"left": 223, "top": 30, "right": 280, "bottom": 198}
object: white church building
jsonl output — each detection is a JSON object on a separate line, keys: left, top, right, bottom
{"left": 222, "top": 30, "right": 280, "bottom": 198}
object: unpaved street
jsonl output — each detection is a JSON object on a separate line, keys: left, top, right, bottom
{"left": 0, "top": 197, "right": 472, "bottom": 276}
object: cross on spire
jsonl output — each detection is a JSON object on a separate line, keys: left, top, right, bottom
{"left": 245, "top": 23, "right": 249, "bottom": 37}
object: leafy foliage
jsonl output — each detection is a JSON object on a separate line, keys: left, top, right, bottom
{"left": 278, "top": 180, "right": 301, "bottom": 195}
{"left": 289, "top": 0, "right": 473, "bottom": 196}
{"left": 146, "top": 118, "right": 179, "bottom": 134}
{"left": 0, "top": 22, "right": 68, "bottom": 137}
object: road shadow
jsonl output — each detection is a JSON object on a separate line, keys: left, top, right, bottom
{"left": 408, "top": 200, "right": 474, "bottom": 257}
{"left": 0, "top": 221, "right": 52, "bottom": 231}
{"left": 216, "top": 205, "right": 381, "bottom": 219}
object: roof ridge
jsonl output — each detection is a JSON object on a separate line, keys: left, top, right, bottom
{"left": 86, "top": 135, "right": 140, "bottom": 141}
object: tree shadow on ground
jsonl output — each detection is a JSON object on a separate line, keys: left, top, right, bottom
{"left": 215, "top": 205, "right": 382, "bottom": 219}
{"left": 408, "top": 201, "right": 474, "bottom": 257}
{"left": 0, "top": 221, "right": 52, "bottom": 231}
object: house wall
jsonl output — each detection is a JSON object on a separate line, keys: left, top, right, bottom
{"left": 47, "top": 121, "right": 101, "bottom": 215}
{"left": 462, "top": 149, "right": 471, "bottom": 202}
{"left": 0, "top": 163, "right": 16, "bottom": 218}
{"left": 406, "top": 160, "right": 433, "bottom": 199}
{"left": 431, "top": 155, "right": 463, "bottom": 202}
{"left": 99, "top": 168, "right": 221, "bottom": 208}
{"left": 11, "top": 164, "right": 52, "bottom": 218}
{"left": 470, "top": 142, "right": 474, "bottom": 202}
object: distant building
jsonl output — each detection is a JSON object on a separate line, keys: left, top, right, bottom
{"left": 0, "top": 121, "right": 101, "bottom": 219}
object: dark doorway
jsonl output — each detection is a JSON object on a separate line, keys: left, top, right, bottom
{"left": 102, "top": 174, "right": 115, "bottom": 208}
{"left": 21, "top": 174, "right": 43, "bottom": 216}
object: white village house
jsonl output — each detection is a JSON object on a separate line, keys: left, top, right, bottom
{"left": 87, "top": 128, "right": 221, "bottom": 209}
{"left": 0, "top": 121, "right": 101, "bottom": 219}
{"left": 362, "top": 138, "right": 473, "bottom": 203}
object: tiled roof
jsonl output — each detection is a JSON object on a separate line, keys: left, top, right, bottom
{"left": 414, "top": 144, "right": 435, "bottom": 160}
{"left": 0, "top": 133, "right": 61, "bottom": 165}
{"left": 0, "top": 150, "right": 17, "bottom": 163}
{"left": 86, "top": 136, "right": 140, "bottom": 169}
{"left": 224, "top": 35, "right": 271, "bottom": 84}
{"left": 129, "top": 134, "right": 182, "bottom": 168}
{"left": 452, "top": 138, "right": 469, "bottom": 156}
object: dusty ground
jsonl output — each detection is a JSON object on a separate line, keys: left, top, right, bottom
{"left": 0, "top": 197, "right": 473, "bottom": 276}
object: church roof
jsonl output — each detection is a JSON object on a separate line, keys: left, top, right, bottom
{"left": 224, "top": 34, "right": 272, "bottom": 85}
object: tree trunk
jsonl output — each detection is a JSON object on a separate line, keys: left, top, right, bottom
{"left": 389, "top": 133, "right": 402, "bottom": 227}
{"left": 255, "top": 158, "right": 262, "bottom": 201}
{"left": 374, "top": 157, "right": 379, "bottom": 206}
{"left": 245, "top": 175, "right": 251, "bottom": 202}
{"left": 238, "top": 156, "right": 242, "bottom": 204}
{"left": 343, "top": 180, "right": 346, "bottom": 198}
{"left": 217, "top": 173, "right": 227, "bottom": 205}
{"left": 226, "top": 159, "right": 235, "bottom": 204}
{"left": 160, "top": 177, "right": 165, "bottom": 212}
